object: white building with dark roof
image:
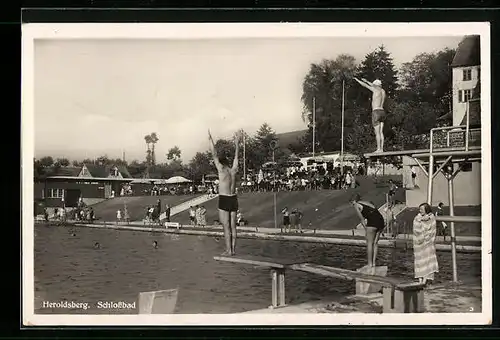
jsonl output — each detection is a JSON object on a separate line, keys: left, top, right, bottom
{"left": 451, "top": 35, "right": 480, "bottom": 126}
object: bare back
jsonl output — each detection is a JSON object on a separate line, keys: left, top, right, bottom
{"left": 371, "top": 88, "right": 386, "bottom": 110}
{"left": 217, "top": 166, "right": 237, "bottom": 196}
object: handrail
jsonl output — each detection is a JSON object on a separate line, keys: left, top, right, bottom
{"left": 431, "top": 125, "right": 468, "bottom": 132}
{"left": 430, "top": 125, "right": 480, "bottom": 154}
{"left": 436, "top": 216, "right": 481, "bottom": 223}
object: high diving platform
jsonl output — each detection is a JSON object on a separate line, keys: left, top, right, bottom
{"left": 364, "top": 145, "right": 481, "bottom": 159}
{"left": 365, "top": 114, "right": 482, "bottom": 284}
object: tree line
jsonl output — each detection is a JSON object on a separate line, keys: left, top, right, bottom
{"left": 34, "top": 122, "right": 287, "bottom": 182}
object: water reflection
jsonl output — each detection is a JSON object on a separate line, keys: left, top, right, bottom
{"left": 34, "top": 225, "right": 481, "bottom": 314}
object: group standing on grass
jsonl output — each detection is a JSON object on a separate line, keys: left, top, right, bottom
{"left": 281, "top": 207, "right": 304, "bottom": 233}
{"left": 116, "top": 205, "right": 130, "bottom": 225}
{"left": 189, "top": 205, "right": 208, "bottom": 226}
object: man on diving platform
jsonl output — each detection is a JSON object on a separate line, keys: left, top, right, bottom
{"left": 354, "top": 77, "right": 387, "bottom": 153}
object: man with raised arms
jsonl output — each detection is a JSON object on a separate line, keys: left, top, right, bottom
{"left": 354, "top": 77, "right": 387, "bottom": 153}
{"left": 208, "top": 130, "right": 240, "bottom": 256}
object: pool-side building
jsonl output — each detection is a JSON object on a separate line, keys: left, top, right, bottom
{"left": 35, "top": 164, "right": 134, "bottom": 209}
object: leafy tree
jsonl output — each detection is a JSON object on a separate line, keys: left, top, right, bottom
{"left": 387, "top": 100, "right": 435, "bottom": 150}
{"left": 34, "top": 158, "right": 46, "bottom": 181}
{"left": 344, "top": 106, "right": 377, "bottom": 155}
{"left": 301, "top": 54, "right": 359, "bottom": 153}
{"left": 189, "top": 151, "right": 215, "bottom": 182}
{"left": 144, "top": 134, "right": 153, "bottom": 166}
{"left": 252, "top": 123, "right": 280, "bottom": 164}
{"left": 356, "top": 45, "right": 399, "bottom": 100}
{"left": 399, "top": 48, "right": 456, "bottom": 117}
{"left": 149, "top": 132, "right": 159, "bottom": 166}
{"left": 164, "top": 159, "right": 186, "bottom": 178}
{"left": 166, "top": 146, "right": 182, "bottom": 162}
{"left": 72, "top": 160, "right": 82, "bottom": 167}
{"left": 39, "top": 156, "right": 54, "bottom": 167}
{"left": 96, "top": 155, "right": 111, "bottom": 166}
{"left": 128, "top": 160, "right": 147, "bottom": 178}
{"left": 56, "top": 158, "right": 70, "bottom": 167}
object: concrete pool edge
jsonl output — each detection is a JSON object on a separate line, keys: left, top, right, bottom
{"left": 37, "top": 221, "right": 481, "bottom": 253}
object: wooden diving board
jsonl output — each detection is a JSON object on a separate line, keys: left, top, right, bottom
{"left": 435, "top": 216, "right": 481, "bottom": 223}
{"left": 214, "top": 255, "right": 426, "bottom": 313}
{"left": 364, "top": 149, "right": 428, "bottom": 158}
{"left": 213, "top": 255, "right": 302, "bottom": 269}
{"left": 290, "top": 263, "right": 400, "bottom": 286}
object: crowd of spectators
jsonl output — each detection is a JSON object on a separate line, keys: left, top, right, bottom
{"left": 239, "top": 164, "right": 365, "bottom": 193}
{"left": 115, "top": 164, "right": 367, "bottom": 197}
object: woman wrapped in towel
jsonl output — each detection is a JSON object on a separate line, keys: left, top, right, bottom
{"left": 413, "top": 203, "right": 439, "bottom": 285}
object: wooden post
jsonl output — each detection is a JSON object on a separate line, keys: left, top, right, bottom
{"left": 278, "top": 269, "right": 286, "bottom": 307}
{"left": 270, "top": 269, "right": 278, "bottom": 308}
{"left": 356, "top": 265, "right": 388, "bottom": 295}
{"left": 382, "top": 284, "right": 425, "bottom": 313}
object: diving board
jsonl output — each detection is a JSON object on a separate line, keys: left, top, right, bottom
{"left": 214, "top": 255, "right": 426, "bottom": 313}
{"left": 364, "top": 149, "right": 428, "bottom": 158}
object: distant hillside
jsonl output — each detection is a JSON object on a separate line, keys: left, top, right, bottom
{"left": 276, "top": 129, "right": 308, "bottom": 151}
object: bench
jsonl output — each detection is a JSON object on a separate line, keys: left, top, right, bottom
{"left": 164, "top": 222, "right": 181, "bottom": 229}
{"left": 214, "top": 256, "right": 426, "bottom": 313}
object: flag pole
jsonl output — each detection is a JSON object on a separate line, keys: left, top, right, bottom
{"left": 243, "top": 130, "right": 246, "bottom": 180}
{"left": 341, "top": 79, "right": 345, "bottom": 175}
{"left": 312, "top": 96, "right": 316, "bottom": 158}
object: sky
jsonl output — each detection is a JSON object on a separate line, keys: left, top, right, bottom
{"left": 34, "top": 35, "right": 464, "bottom": 163}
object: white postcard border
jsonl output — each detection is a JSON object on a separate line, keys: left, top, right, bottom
{"left": 22, "top": 22, "right": 492, "bottom": 326}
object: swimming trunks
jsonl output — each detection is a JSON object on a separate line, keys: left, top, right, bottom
{"left": 218, "top": 194, "right": 238, "bottom": 212}
{"left": 283, "top": 216, "right": 290, "bottom": 226}
{"left": 359, "top": 203, "right": 385, "bottom": 230}
{"left": 372, "top": 108, "right": 385, "bottom": 126}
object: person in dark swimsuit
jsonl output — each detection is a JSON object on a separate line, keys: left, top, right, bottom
{"left": 351, "top": 193, "right": 386, "bottom": 267}
{"left": 209, "top": 129, "right": 240, "bottom": 256}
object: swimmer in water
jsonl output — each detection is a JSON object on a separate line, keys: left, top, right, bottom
{"left": 71, "top": 233, "right": 76, "bottom": 237}
{"left": 153, "top": 241, "right": 158, "bottom": 249}
{"left": 94, "top": 242, "right": 100, "bottom": 249}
